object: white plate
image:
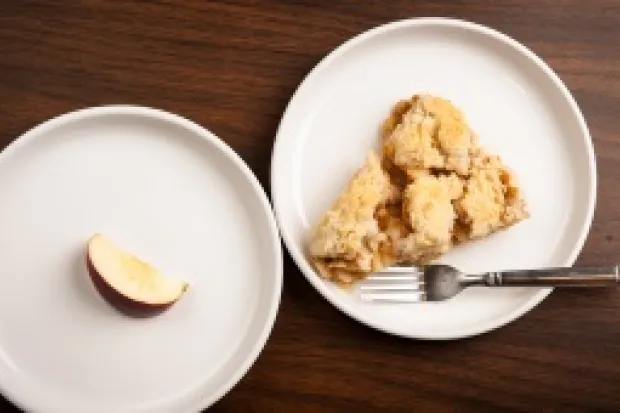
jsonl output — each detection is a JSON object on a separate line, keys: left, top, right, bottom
{"left": 271, "top": 18, "right": 596, "bottom": 340}
{"left": 0, "top": 106, "right": 282, "bottom": 412}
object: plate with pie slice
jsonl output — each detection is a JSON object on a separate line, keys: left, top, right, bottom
{"left": 271, "top": 18, "right": 596, "bottom": 339}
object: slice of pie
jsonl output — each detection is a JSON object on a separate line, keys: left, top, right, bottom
{"left": 309, "top": 94, "right": 529, "bottom": 286}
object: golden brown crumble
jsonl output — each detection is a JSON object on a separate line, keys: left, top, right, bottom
{"left": 382, "top": 94, "right": 478, "bottom": 177}
{"left": 309, "top": 153, "right": 398, "bottom": 284}
{"left": 454, "top": 150, "right": 529, "bottom": 240}
{"left": 309, "top": 94, "right": 528, "bottom": 285}
{"left": 399, "top": 173, "right": 463, "bottom": 261}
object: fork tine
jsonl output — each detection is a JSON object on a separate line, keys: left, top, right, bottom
{"left": 360, "top": 291, "right": 426, "bottom": 303}
{"left": 380, "top": 266, "right": 423, "bottom": 273}
{"left": 360, "top": 283, "right": 423, "bottom": 291}
{"left": 360, "top": 266, "right": 426, "bottom": 303}
{"left": 365, "top": 274, "right": 420, "bottom": 282}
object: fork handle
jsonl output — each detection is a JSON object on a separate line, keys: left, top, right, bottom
{"left": 483, "top": 265, "right": 620, "bottom": 287}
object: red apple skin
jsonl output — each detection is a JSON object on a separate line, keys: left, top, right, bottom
{"left": 86, "top": 252, "right": 180, "bottom": 318}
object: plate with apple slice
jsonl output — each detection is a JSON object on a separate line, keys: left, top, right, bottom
{"left": 0, "top": 106, "right": 282, "bottom": 412}
{"left": 86, "top": 233, "right": 190, "bottom": 318}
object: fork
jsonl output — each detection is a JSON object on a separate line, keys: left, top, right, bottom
{"left": 360, "top": 264, "right": 620, "bottom": 303}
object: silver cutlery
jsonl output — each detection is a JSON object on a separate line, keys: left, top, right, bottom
{"left": 360, "top": 264, "right": 620, "bottom": 303}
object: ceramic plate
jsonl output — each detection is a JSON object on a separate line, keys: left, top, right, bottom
{"left": 271, "top": 18, "right": 595, "bottom": 340}
{"left": 0, "top": 106, "right": 282, "bottom": 411}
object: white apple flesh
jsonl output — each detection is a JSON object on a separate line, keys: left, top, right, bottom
{"left": 86, "top": 234, "right": 188, "bottom": 317}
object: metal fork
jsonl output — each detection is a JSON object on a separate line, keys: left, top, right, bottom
{"left": 360, "top": 264, "right": 620, "bottom": 303}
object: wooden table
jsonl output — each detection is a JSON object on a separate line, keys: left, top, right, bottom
{"left": 1, "top": 1, "right": 619, "bottom": 412}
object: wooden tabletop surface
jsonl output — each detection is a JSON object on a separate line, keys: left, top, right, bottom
{"left": 1, "top": 1, "right": 620, "bottom": 412}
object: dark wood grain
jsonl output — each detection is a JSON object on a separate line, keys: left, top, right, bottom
{"left": 1, "top": 1, "right": 620, "bottom": 412}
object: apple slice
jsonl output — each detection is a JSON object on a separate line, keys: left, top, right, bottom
{"left": 86, "top": 233, "right": 188, "bottom": 317}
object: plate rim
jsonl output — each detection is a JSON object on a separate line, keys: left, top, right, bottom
{"left": 0, "top": 105, "right": 283, "bottom": 412}
{"left": 270, "top": 17, "right": 597, "bottom": 340}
